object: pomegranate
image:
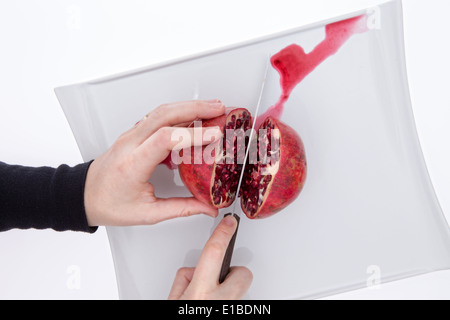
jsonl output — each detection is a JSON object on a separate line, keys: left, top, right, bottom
{"left": 178, "top": 108, "right": 307, "bottom": 219}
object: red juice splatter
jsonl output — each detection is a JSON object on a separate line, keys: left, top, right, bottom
{"left": 161, "top": 15, "right": 368, "bottom": 170}
{"left": 256, "top": 14, "right": 369, "bottom": 127}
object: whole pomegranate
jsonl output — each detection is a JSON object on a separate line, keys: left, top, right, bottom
{"left": 178, "top": 108, "right": 306, "bottom": 219}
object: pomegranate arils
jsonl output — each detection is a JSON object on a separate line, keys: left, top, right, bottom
{"left": 211, "top": 110, "right": 252, "bottom": 206}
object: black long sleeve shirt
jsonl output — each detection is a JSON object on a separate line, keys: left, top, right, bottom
{"left": 0, "top": 161, "right": 97, "bottom": 233}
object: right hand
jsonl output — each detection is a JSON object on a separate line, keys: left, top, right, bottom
{"left": 168, "top": 215, "right": 253, "bottom": 300}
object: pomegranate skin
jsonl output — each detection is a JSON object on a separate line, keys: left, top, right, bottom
{"left": 178, "top": 108, "right": 251, "bottom": 209}
{"left": 178, "top": 114, "right": 226, "bottom": 208}
{"left": 242, "top": 118, "right": 307, "bottom": 219}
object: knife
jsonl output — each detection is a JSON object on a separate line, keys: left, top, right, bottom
{"left": 218, "top": 58, "right": 270, "bottom": 284}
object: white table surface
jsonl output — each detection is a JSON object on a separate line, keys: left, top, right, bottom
{"left": 0, "top": 0, "right": 449, "bottom": 299}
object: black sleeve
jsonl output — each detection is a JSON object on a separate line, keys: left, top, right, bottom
{"left": 0, "top": 161, "right": 97, "bottom": 233}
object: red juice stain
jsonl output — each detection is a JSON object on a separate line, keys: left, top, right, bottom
{"left": 162, "top": 15, "right": 368, "bottom": 170}
{"left": 256, "top": 14, "right": 369, "bottom": 127}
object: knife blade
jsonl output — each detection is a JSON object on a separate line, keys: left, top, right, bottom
{"left": 219, "top": 58, "right": 270, "bottom": 284}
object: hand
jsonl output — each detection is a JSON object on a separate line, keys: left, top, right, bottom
{"left": 84, "top": 100, "right": 225, "bottom": 227}
{"left": 168, "top": 215, "right": 253, "bottom": 300}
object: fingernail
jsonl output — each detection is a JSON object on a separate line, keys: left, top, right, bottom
{"left": 223, "top": 214, "right": 237, "bottom": 227}
{"left": 208, "top": 100, "right": 223, "bottom": 109}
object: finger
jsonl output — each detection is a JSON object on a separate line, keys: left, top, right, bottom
{"left": 219, "top": 267, "right": 253, "bottom": 300}
{"left": 191, "top": 215, "right": 238, "bottom": 289}
{"left": 168, "top": 267, "right": 195, "bottom": 300}
{"left": 134, "top": 126, "right": 222, "bottom": 178}
{"left": 147, "top": 197, "right": 218, "bottom": 224}
{"left": 134, "top": 100, "right": 225, "bottom": 145}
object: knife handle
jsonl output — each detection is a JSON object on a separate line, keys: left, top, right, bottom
{"left": 218, "top": 213, "right": 240, "bottom": 284}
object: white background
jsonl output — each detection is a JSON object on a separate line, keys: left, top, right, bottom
{"left": 0, "top": 0, "right": 449, "bottom": 299}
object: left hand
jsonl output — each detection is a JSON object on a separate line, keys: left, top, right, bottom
{"left": 84, "top": 100, "right": 225, "bottom": 227}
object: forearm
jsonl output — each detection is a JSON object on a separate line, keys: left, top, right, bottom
{"left": 0, "top": 161, "right": 97, "bottom": 233}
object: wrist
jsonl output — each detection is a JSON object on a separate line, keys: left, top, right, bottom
{"left": 84, "top": 159, "right": 99, "bottom": 227}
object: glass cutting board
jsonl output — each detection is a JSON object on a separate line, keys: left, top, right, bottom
{"left": 55, "top": 0, "right": 450, "bottom": 299}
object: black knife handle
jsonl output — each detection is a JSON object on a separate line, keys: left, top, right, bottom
{"left": 218, "top": 213, "right": 240, "bottom": 284}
